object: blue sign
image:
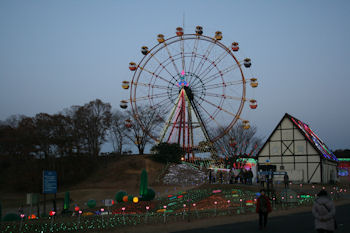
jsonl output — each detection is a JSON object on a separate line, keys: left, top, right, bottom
{"left": 43, "top": 170, "right": 57, "bottom": 194}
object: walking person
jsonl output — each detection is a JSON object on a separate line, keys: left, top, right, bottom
{"left": 284, "top": 173, "right": 289, "bottom": 189}
{"left": 208, "top": 169, "right": 212, "bottom": 184}
{"left": 256, "top": 189, "right": 272, "bottom": 230}
{"left": 312, "top": 190, "right": 336, "bottom": 233}
{"left": 260, "top": 173, "right": 265, "bottom": 188}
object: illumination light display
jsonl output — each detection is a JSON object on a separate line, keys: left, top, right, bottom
{"left": 0, "top": 185, "right": 345, "bottom": 232}
{"left": 290, "top": 117, "right": 338, "bottom": 161}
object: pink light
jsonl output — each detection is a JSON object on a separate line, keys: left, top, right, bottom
{"left": 227, "top": 200, "right": 231, "bottom": 204}
{"left": 20, "top": 214, "right": 25, "bottom": 218}
{"left": 282, "top": 197, "right": 285, "bottom": 200}
{"left": 300, "top": 184, "right": 303, "bottom": 187}
{"left": 273, "top": 197, "right": 276, "bottom": 201}
{"left": 79, "top": 210, "right": 82, "bottom": 214}
{"left": 239, "top": 199, "right": 243, "bottom": 202}
{"left": 122, "top": 207, "right": 126, "bottom": 211}
{"left": 212, "top": 189, "right": 222, "bottom": 193}
{"left": 290, "top": 196, "right": 293, "bottom": 199}
{"left": 322, "top": 186, "right": 325, "bottom": 190}
{"left": 312, "top": 185, "right": 315, "bottom": 189}
{"left": 146, "top": 206, "right": 150, "bottom": 210}
{"left": 101, "top": 208, "right": 104, "bottom": 212}
{"left": 214, "top": 201, "right": 218, "bottom": 205}
{"left": 192, "top": 203, "right": 196, "bottom": 207}
{"left": 181, "top": 70, "right": 185, "bottom": 76}
{"left": 163, "top": 205, "right": 167, "bottom": 209}
{"left": 183, "top": 204, "right": 186, "bottom": 208}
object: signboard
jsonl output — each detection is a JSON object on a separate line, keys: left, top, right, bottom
{"left": 104, "top": 199, "right": 114, "bottom": 207}
{"left": 43, "top": 170, "right": 57, "bottom": 194}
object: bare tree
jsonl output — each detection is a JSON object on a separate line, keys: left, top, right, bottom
{"left": 214, "top": 122, "right": 263, "bottom": 168}
{"left": 124, "top": 105, "right": 163, "bottom": 155}
{"left": 80, "top": 99, "right": 112, "bottom": 157}
{"left": 109, "top": 110, "right": 128, "bottom": 154}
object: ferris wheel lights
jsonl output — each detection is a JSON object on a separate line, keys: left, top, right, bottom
{"left": 176, "top": 27, "right": 184, "bottom": 36}
{"left": 250, "top": 78, "right": 258, "bottom": 88}
{"left": 129, "top": 62, "right": 137, "bottom": 71}
{"left": 120, "top": 100, "right": 128, "bottom": 109}
{"left": 195, "top": 26, "right": 203, "bottom": 35}
{"left": 122, "top": 81, "right": 130, "bottom": 89}
{"left": 157, "top": 34, "right": 165, "bottom": 43}
{"left": 249, "top": 99, "right": 257, "bottom": 109}
{"left": 141, "top": 46, "right": 149, "bottom": 55}
{"left": 214, "top": 31, "right": 223, "bottom": 40}
{"left": 231, "top": 42, "right": 239, "bottom": 52}
{"left": 244, "top": 58, "right": 251, "bottom": 68}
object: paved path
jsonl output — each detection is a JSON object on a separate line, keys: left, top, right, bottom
{"left": 172, "top": 204, "right": 350, "bottom": 233}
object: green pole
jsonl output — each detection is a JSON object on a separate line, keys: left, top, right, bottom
{"left": 64, "top": 191, "right": 70, "bottom": 210}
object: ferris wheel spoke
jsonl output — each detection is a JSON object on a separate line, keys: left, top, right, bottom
{"left": 132, "top": 92, "right": 169, "bottom": 102}
{"left": 205, "top": 80, "right": 244, "bottom": 90}
{"left": 151, "top": 97, "right": 174, "bottom": 112}
{"left": 193, "top": 42, "right": 215, "bottom": 76}
{"left": 198, "top": 96, "right": 237, "bottom": 118}
{"left": 138, "top": 66, "right": 177, "bottom": 86}
{"left": 195, "top": 100, "right": 226, "bottom": 130}
{"left": 195, "top": 64, "right": 240, "bottom": 86}
{"left": 163, "top": 42, "right": 181, "bottom": 75}
{"left": 149, "top": 52, "right": 179, "bottom": 83}
{"left": 198, "top": 49, "right": 230, "bottom": 79}
{"left": 180, "top": 38, "right": 186, "bottom": 72}
{"left": 133, "top": 82, "right": 170, "bottom": 90}
{"left": 189, "top": 38, "right": 199, "bottom": 74}
{"left": 205, "top": 92, "right": 245, "bottom": 102}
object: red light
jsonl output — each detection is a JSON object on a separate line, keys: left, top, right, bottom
{"left": 74, "top": 206, "right": 80, "bottom": 212}
{"left": 177, "top": 195, "right": 183, "bottom": 199}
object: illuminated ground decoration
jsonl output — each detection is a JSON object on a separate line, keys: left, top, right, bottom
{"left": 291, "top": 117, "right": 338, "bottom": 161}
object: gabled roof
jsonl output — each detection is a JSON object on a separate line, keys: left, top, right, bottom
{"left": 257, "top": 113, "right": 338, "bottom": 162}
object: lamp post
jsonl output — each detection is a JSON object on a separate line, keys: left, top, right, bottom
{"left": 163, "top": 205, "right": 167, "bottom": 224}
{"left": 145, "top": 206, "right": 149, "bottom": 223}
{"left": 122, "top": 207, "right": 126, "bottom": 225}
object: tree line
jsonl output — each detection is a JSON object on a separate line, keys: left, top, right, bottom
{"left": 0, "top": 99, "right": 160, "bottom": 159}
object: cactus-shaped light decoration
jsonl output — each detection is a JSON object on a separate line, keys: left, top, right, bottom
{"left": 140, "top": 169, "right": 148, "bottom": 197}
{"left": 64, "top": 191, "right": 70, "bottom": 210}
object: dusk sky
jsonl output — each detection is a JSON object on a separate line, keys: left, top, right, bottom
{"left": 1, "top": 0, "right": 349, "bottom": 151}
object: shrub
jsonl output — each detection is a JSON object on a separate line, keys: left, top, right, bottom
{"left": 115, "top": 191, "right": 127, "bottom": 203}
{"left": 151, "top": 143, "right": 184, "bottom": 164}
{"left": 142, "top": 188, "right": 155, "bottom": 201}
{"left": 87, "top": 199, "right": 96, "bottom": 208}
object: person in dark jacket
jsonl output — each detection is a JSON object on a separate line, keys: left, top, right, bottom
{"left": 256, "top": 189, "right": 272, "bottom": 230}
{"left": 284, "top": 173, "right": 289, "bottom": 189}
{"left": 312, "top": 190, "right": 336, "bottom": 233}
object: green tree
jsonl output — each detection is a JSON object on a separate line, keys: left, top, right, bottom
{"left": 140, "top": 169, "right": 148, "bottom": 197}
{"left": 151, "top": 142, "right": 184, "bottom": 164}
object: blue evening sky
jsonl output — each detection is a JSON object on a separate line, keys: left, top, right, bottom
{"left": 0, "top": 0, "right": 349, "bottom": 151}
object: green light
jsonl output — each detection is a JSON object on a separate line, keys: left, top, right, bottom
{"left": 338, "top": 158, "right": 350, "bottom": 161}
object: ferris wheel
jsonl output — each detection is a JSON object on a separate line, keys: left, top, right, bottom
{"left": 120, "top": 26, "right": 258, "bottom": 159}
